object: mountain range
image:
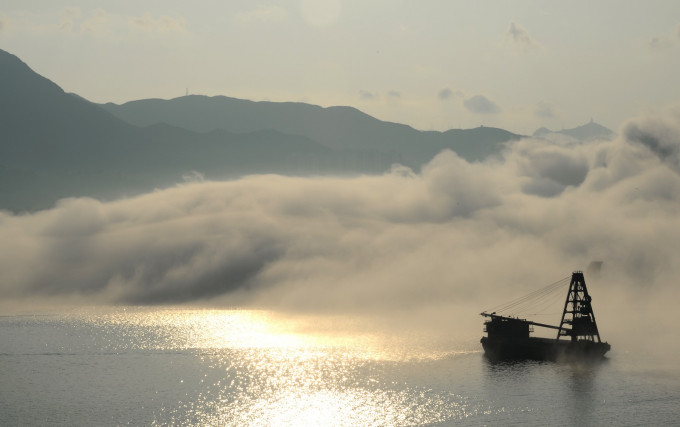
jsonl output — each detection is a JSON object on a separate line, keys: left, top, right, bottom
{"left": 100, "top": 96, "right": 521, "bottom": 168}
{"left": 0, "top": 48, "right": 611, "bottom": 211}
{"left": 533, "top": 120, "right": 616, "bottom": 141}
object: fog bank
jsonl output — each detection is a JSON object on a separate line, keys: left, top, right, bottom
{"left": 2, "top": 107, "right": 680, "bottom": 347}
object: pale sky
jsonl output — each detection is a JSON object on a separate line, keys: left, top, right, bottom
{"left": 1, "top": 0, "right": 679, "bottom": 134}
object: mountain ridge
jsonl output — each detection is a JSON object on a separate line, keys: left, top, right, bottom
{"left": 0, "top": 47, "right": 524, "bottom": 211}
{"left": 533, "top": 120, "right": 615, "bottom": 141}
{"left": 0, "top": 49, "right": 345, "bottom": 210}
{"left": 101, "top": 94, "right": 522, "bottom": 167}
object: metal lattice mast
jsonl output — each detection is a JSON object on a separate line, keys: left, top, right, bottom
{"left": 556, "top": 271, "right": 602, "bottom": 343}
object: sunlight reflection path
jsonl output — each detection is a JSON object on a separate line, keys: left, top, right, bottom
{"left": 83, "top": 308, "right": 481, "bottom": 426}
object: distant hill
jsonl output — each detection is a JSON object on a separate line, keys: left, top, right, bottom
{"left": 533, "top": 120, "right": 615, "bottom": 141}
{"left": 0, "top": 49, "right": 337, "bottom": 210}
{"left": 1, "top": 48, "right": 521, "bottom": 211}
{"left": 101, "top": 95, "right": 522, "bottom": 167}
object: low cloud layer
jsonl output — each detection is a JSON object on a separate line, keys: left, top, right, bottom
{"left": 623, "top": 107, "right": 680, "bottom": 171}
{"left": 2, "top": 108, "right": 680, "bottom": 344}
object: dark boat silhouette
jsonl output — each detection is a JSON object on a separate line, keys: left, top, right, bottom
{"left": 480, "top": 271, "right": 611, "bottom": 361}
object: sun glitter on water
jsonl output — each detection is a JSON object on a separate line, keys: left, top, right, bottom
{"left": 181, "top": 310, "right": 311, "bottom": 350}
{"left": 130, "top": 308, "right": 469, "bottom": 426}
{"left": 56, "top": 307, "right": 477, "bottom": 425}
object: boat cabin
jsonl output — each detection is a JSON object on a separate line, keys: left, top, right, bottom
{"left": 484, "top": 315, "right": 531, "bottom": 341}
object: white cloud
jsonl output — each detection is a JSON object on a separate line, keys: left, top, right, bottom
{"left": 649, "top": 35, "right": 673, "bottom": 50}
{"left": 438, "top": 88, "right": 463, "bottom": 101}
{"left": 8, "top": 8, "right": 190, "bottom": 39}
{"left": 0, "top": 12, "right": 10, "bottom": 32}
{"left": 535, "top": 101, "right": 555, "bottom": 119}
{"left": 238, "top": 5, "right": 287, "bottom": 24}
{"left": 504, "top": 22, "right": 543, "bottom": 52}
{"left": 438, "top": 88, "right": 453, "bottom": 100}
{"left": 623, "top": 106, "right": 680, "bottom": 171}
{"left": 57, "top": 7, "right": 82, "bottom": 32}
{"left": 510, "top": 139, "right": 589, "bottom": 197}
{"left": 649, "top": 24, "right": 680, "bottom": 51}
{"left": 80, "top": 8, "right": 115, "bottom": 36}
{"left": 130, "top": 13, "right": 188, "bottom": 34}
{"left": 359, "top": 90, "right": 377, "bottom": 100}
{"left": 300, "top": 0, "right": 342, "bottom": 28}
{"left": 463, "top": 94, "right": 501, "bottom": 114}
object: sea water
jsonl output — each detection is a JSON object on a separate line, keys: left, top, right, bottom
{"left": 1, "top": 308, "right": 678, "bottom": 426}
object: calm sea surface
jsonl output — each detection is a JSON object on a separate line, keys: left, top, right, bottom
{"left": 1, "top": 308, "right": 678, "bottom": 426}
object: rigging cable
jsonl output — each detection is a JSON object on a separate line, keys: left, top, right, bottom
{"left": 484, "top": 275, "right": 570, "bottom": 316}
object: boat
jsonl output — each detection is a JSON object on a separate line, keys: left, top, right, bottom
{"left": 480, "top": 271, "right": 611, "bottom": 361}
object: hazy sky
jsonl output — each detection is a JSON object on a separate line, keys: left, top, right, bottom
{"left": 1, "top": 1, "right": 679, "bottom": 134}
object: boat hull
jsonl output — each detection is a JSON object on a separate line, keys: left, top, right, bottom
{"left": 481, "top": 336, "right": 610, "bottom": 362}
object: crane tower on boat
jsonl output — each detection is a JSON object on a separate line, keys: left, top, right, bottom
{"left": 480, "top": 271, "right": 611, "bottom": 361}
